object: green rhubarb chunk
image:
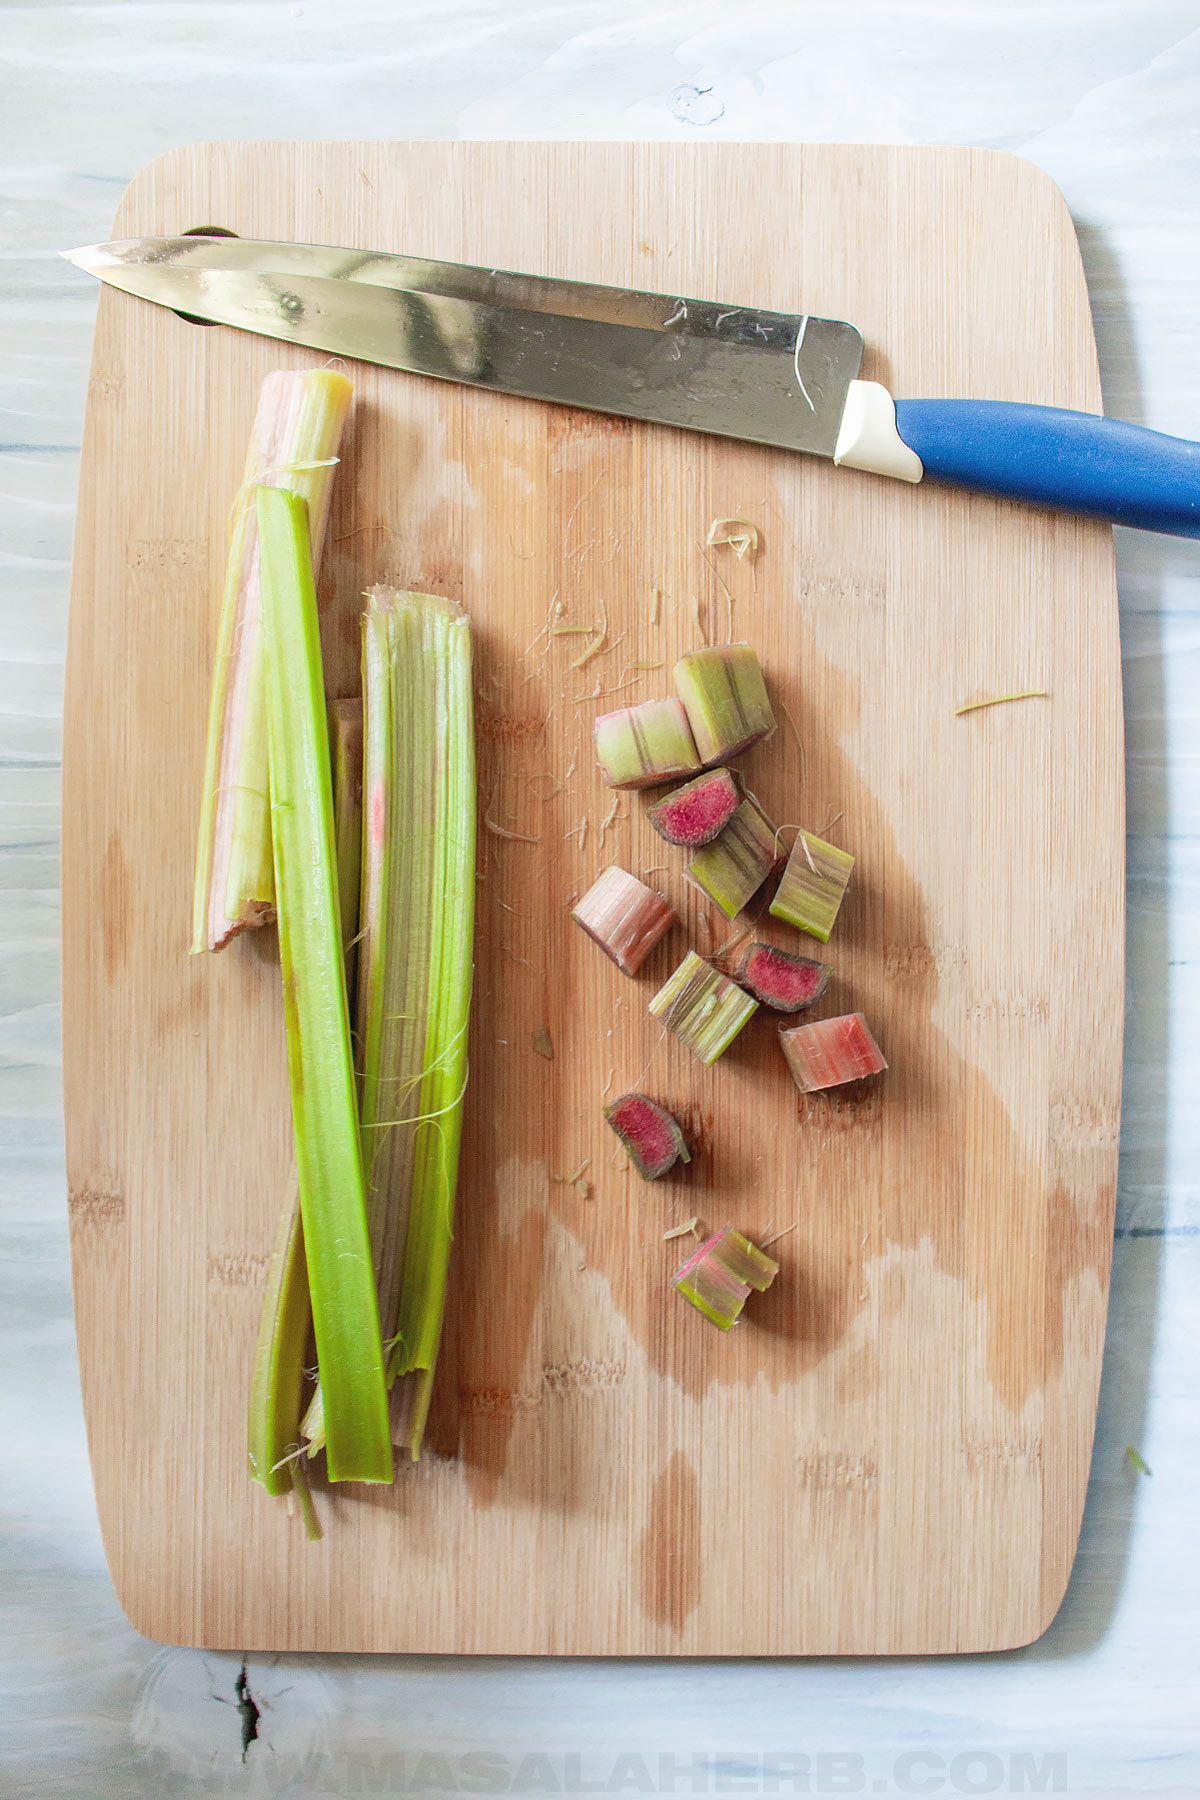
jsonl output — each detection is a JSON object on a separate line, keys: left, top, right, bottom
{"left": 685, "top": 795, "right": 779, "bottom": 918}
{"left": 673, "top": 643, "right": 776, "bottom": 766}
{"left": 672, "top": 1226, "right": 780, "bottom": 1329}
{"left": 648, "top": 950, "right": 758, "bottom": 1064}
{"left": 769, "top": 829, "right": 854, "bottom": 942}
{"left": 594, "top": 697, "right": 701, "bottom": 789}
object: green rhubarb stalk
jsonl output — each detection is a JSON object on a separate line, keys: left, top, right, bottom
{"left": 192, "top": 369, "right": 353, "bottom": 952}
{"left": 358, "top": 585, "right": 476, "bottom": 1460}
{"left": 257, "top": 484, "right": 392, "bottom": 1485}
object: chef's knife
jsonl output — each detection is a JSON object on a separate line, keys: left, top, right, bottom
{"left": 65, "top": 234, "right": 1200, "bottom": 538}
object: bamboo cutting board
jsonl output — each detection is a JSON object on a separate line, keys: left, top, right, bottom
{"left": 62, "top": 141, "right": 1124, "bottom": 1655}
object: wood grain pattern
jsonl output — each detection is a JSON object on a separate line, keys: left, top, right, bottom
{"left": 61, "top": 141, "right": 1124, "bottom": 1655}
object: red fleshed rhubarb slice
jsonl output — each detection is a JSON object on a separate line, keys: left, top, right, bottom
{"left": 672, "top": 1226, "right": 779, "bottom": 1329}
{"left": 779, "top": 1012, "right": 887, "bottom": 1093}
{"left": 734, "top": 942, "right": 832, "bottom": 1012}
{"left": 603, "top": 1093, "right": 690, "bottom": 1180}
{"left": 646, "top": 769, "right": 739, "bottom": 848}
{"left": 571, "top": 866, "right": 676, "bottom": 976}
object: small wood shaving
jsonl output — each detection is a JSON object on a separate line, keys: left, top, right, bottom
{"left": 531, "top": 1027, "right": 554, "bottom": 1060}
{"left": 695, "top": 539, "right": 736, "bottom": 637}
{"left": 601, "top": 1065, "right": 615, "bottom": 1098}
{"left": 663, "top": 1217, "right": 700, "bottom": 1241}
{"left": 760, "top": 1222, "right": 797, "bottom": 1249}
{"left": 955, "top": 689, "right": 1048, "bottom": 715}
{"left": 779, "top": 700, "right": 807, "bottom": 781}
{"left": 631, "top": 660, "right": 664, "bottom": 671}
{"left": 551, "top": 624, "right": 594, "bottom": 636}
{"left": 649, "top": 585, "right": 662, "bottom": 625}
{"left": 598, "top": 795, "right": 622, "bottom": 844}
{"left": 575, "top": 1179, "right": 591, "bottom": 1200}
{"left": 642, "top": 864, "right": 669, "bottom": 877}
{"left": 551, "top": 1159, "right": 591, "bottom": 1187}
{"left": 486, "top": 815, "right": 540, "bottom": 843}
{"left": 570, "top": 631, "right": 607, "bottom": 670}
{"left": 690, "top": 590, "right": 707, "bottom": 643}
{"left": 706, "top": 517, "right": 759, "bottom": 561}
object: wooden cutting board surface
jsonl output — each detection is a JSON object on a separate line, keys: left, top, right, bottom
{"left": 62, "top": 141, "right": 1124, "bottom": 1655}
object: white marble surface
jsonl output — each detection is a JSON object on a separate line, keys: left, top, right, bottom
{"left": 3, "top": 2, "right": 1199, "bottom": 1795}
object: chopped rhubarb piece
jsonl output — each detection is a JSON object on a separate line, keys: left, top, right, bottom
{"left": 672, "top": 1226, "right": 779, "bottom": 1330}
{"left": 685, "top": 795, "right": 779, "bottom": 918}
{"left": 603, "top": 1093, "right": 690, "bottom": 1181}
{"left": 649, "top": 950, "right": 757, "bottom": 1064}
{"left": 673, "top": 643, "right": 776, "bottom": 766}
{"left": 769, "top": 829, "right": 854, "bottom": 942}
{"left": 594, "top": 697, "right": 701, "bottom": 789}
{"left": 733, "top": 942, "right": 831, "bottom": 1012}
{"left": 779, "top": 1012, "right": 887, "bottom": 1093}
{"left": 572, "top": 865, "right": 675, "bottom": 976}
{"left": 647, "top": 768, "right": 739, "bottom": 848}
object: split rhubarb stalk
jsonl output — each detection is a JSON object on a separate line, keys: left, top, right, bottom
{"left": 603, "top": 1093, "right": 690, "bottom": 1180}
{"left": 594, "top": 697, "right": 701, "bottom": 789}
{"left": 246, "top": 1195, "right": 320, "bottom": 1533}
{"left": 256, "top": 484, "right": 392, "bottom": 1485}
{"left": 572, "top": 866, "right": 676, "bottom": 976}
{"left": 358, "top": 585, "right": 476, "bottom": 1460}
{"left": 770, "top": 829, "right": 854, "bottom": 942}
{"left": 673, "top": 643, "right": 776, "bottom": 765}
{"left": 649, "top": 950, "right": 758, "bottom": 1063}
{"left": 685, "top": 794, "right": 779, "bottom": 917}
{"left": 672, "top": 1227, "right": 779, "bottom": 1329}
{"left": 192, "top": 369, "right": 353, "bottom": 953}
{"left": 646, "top": 768, "right": 739, "bottom": 848}
{"left": 779, "top": 1012, "right": 887, "bottom": 1093}
{"left": 733, "top": 942, "right": 832, "bottom": 1012}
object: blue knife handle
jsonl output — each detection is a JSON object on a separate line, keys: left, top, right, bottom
{"left": 893, "top": 398, "right": 1200, "bottom": 538}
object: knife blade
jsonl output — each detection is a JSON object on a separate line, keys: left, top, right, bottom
{"left": 65, "top": 234, "right": 1200, "bottom": 537}
{"left": 63, "top": 235, "right": 864, "bottom": 460}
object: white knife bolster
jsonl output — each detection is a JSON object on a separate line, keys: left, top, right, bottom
{"left": 833, "top": 379, "right": 924, "bottom": 483}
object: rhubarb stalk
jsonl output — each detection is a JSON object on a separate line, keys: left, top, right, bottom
{"left": 256, "top": 484, "right": 392, "bottom": 1485}
{"left": 358, "top": 586, "right": 476, "bottom": 1459}
{"left": 769, "top": 829, "right": 854, "bottom": 942}
{"left": 192, "top": 369, "right": 352, "bottom": 953}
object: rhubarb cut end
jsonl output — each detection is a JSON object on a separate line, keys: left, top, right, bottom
{"left": 646, "top": 768, "right": 740, "bottom": 848}
{"left": 604, "top": 1092, "right": 690, "bottom": 1180}
{"left": 734, "top": 942, "right": 832, "bottom": 1012}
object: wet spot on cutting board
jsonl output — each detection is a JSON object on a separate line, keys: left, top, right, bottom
{"left": 639, "top": 1450, "right": 701, "bottom": 1631}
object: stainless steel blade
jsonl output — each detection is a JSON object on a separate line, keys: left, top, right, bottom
{"left": 64, "top": 236, "right": 863, "bottom": 457}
